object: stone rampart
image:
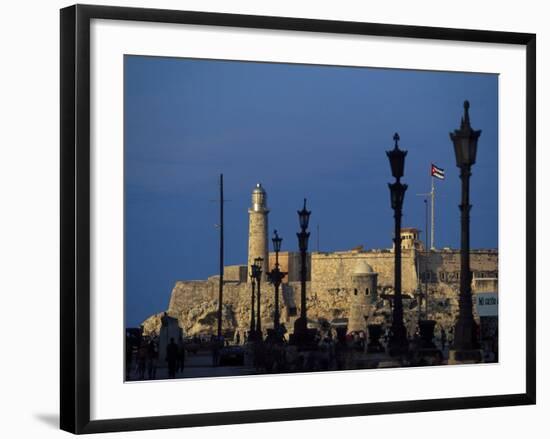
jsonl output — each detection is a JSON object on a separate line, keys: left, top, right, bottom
{"left": 143, "top": 248, "right": 498, "bottom": 339}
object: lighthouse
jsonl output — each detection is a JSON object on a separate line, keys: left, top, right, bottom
{"left": 247, "top": 183, "right": 269, "bottom": 280}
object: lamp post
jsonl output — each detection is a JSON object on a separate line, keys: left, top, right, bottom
{"left": 249, "top": 264, "right": 257, "bottom": 340}
{"left": 294, "top": 199, "right": 311, "bottom": 343}
{"left": 386, "top": 133, "right": 409, "bottom": 356}
{"left": 254, "top": 257, "right": 264, "bottom": 339}
{"left": 268, "top": 230, "right": 287, "bottom": 334}
{"left": 449, "top": 101, "right": 482, "bottom": 361}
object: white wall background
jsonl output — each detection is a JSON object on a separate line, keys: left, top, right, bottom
{"left": 0, "top": 0, "right": 546, "bottom": 437}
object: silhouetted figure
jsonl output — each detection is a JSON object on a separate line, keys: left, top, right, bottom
{"left": 353, "top": 332, "right": 362, "bottom": 352}
{"left": 319, "top": 337, "right": 331, "bottom": 370}
{"left": 272, "top": 342, "right": 286, "bottom": 373}
{"left": 125, "top": 340, "right": 133, "bottom": 381}
{"left": 166, "top": 337, "right": 178, "bottom": 378}
{"left": 177, "top": 336, "right": 186, "bottom": 373}
{"left": 358, "top": 331, "right": 366, "bottom": 350}
{"left": 137, "top": 342, "right": 148, "bottom": 380}
{"left": 147, "top": 339, "right": 158, "bottom": 380}
{"left": 236, "top": 332, "right": 241, "bottom": 345}
{"left": 264, "top": 343, "right": 275, "bottom": 373}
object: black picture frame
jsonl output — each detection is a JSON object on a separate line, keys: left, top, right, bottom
{"left": 60, "top": 4, "right": 536, "bottom": 434}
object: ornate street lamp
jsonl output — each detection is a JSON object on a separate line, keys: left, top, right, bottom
{"left": 298, "top": 198, "right": 311, "bottom": 230}
{"left": 254, "top": 256, "right": 264, "bottom": 338}
{"left": 268, "top": 230, "right": 287, "bottom": 336}
{"left": 386, "top": 133, "right": 409, "bottom": 356}
{"left": 272, "top": 229, "right": 283, "bottom": 253}
{"left": 249, "top": 263, "right": 257, "bottom": 340}
{"left": 387, "top": 133, "right": 406, "bottom": 179}
{"left": 449, "top": 101, "right": 482, "bottom": 361}
{"left": 294, "top": 199, "right": 311, "bottom": 343}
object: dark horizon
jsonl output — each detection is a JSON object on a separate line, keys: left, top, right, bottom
{"left": 124, "top": 56, "right": 498, "bottom": 328}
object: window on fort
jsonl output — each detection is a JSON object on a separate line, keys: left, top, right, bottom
{"left": 354, "top": 288, "right": 358, "bottom": 295}
{"left": 365, "top": 288, "right": 369, "bottom": 295}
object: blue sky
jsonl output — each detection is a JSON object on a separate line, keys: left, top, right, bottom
{"left": 124, "top": 56, "right": 498, "bottom": 327}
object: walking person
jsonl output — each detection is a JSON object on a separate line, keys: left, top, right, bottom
{"left": 353, "top": 331, "right": 362, "bottom": 352}
{"left": 166, "top": 337, "right": 178, "bottom": 379}
{"left": 137, "top": 341, "right": 148, "bottom": 380}
{"left": 177, "top": 336, "right": 186, "bottom": 373}
{"left": 440, "top": 328, "right": 447, "bottom": 350}
{"left": 358, "top": 331, "right": 366, "bottom": 351}
{"left": 318, "top": 337, "right": 330, "bottom": 370}
{"left": 147, "top": 339, "right": 158, "bottom": 380}
{"left": 125, "top": 340, "right": 133, "bottom": 381}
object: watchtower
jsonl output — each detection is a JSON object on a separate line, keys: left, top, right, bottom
{"left": 348, "top": 260, "right": 378, "bottom": 333}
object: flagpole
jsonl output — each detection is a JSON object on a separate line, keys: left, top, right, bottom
{"left": 424, "top": 198, "right": 429, "bottom": 319}
{"left": 430, "top": 174, "right": 435, "bottom": 250}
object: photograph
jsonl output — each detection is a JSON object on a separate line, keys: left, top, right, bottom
{"left": 123, "top": 55, "right": 499, "bottom": 381}
{"left": 0, "top": 0, "right": 542, "bottom": 437}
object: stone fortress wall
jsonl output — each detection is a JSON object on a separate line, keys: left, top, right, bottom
{"left": 141, "top": 184, "right": 498, "bottom": 339}
{"left": 143, "top": 247, "right": 498, "bottom": 339}
{"left": 310, "top": 250, "right": 417, "bottom": 291}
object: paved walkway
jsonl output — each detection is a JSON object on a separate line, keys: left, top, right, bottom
{"left": 127, "top": 350, "right": 256, "bottom": 381}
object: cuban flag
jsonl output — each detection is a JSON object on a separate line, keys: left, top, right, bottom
{"left": 431, "top": 164, "right": 445, "bottom": 180}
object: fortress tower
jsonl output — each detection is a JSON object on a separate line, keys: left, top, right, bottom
{"left": 247, "top": 183, "right": 269, "bottom": 281}
{"left": 348, "top": 260, "right": 378, "bottom": 333}
{"left": 400, "top": 227, "right": 424, "bottom": 250}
